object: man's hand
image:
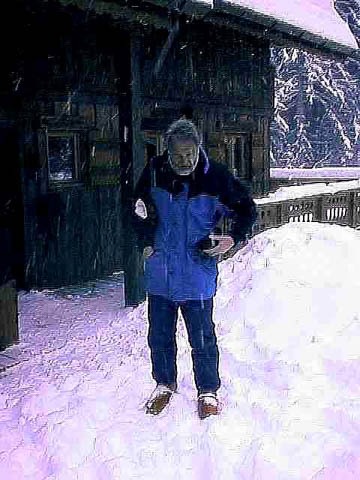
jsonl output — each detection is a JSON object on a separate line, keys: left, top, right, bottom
{"left": 202, "top": 235, "right": 235, "bottom": 257}
{"left": 143, "top": 246, "right": 154, "bottom": 259}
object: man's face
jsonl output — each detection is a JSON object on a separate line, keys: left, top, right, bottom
{"left": 168, "top": 138, "right": 199, "bottom": 176}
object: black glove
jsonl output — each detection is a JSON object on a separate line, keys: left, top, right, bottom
{"left": 196, "top": 226, "right": 223, "bottom": 254}
{"left": 197, "top": 236, "right": 220, "bottom": 252}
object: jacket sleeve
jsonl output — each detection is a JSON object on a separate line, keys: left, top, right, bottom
{"left": 218, "top": 167, "right": 258, "bottom": 244}
{"left": 131, "top": 160, "right": 158, "bottom": 251}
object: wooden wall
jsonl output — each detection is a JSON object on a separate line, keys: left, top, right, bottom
{"left": 134, "top": 20, "right": 274, "bottom": 195}
{"left": 126, "top": 19, "right": 274, "bottom": 304}
{"left": 0, "top": 3, "right": 132, "bottom": 289}
{"left": 0, "top": 2, "right": 274, "bottom": 301}
{"left": 23, "top": 186, "right": 124, "bottom": 288}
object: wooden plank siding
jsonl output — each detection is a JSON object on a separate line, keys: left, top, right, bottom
{"left": 6, "top": 5, "right": 132, "bottom": 290}
{"left": 137, "top": 20, "right": 273, "bottom": 195}
{"left": 123, "top": 20, "right": 274, "bottom": 304}
{"left": 23, "top": 186, "right": 124, "bottom": 288}
{"left": 0, "top": 1, "right": 274, "bottom": 307}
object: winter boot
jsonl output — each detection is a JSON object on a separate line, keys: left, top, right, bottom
{"left": 197, "top": 392, "right": 219, "bottom": 419}
{"left": 145, "top": 383, "right": 176, "bottom": 415}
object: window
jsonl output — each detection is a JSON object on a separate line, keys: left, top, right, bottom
{"left": 47, "top": 132, "right": 80, "bottom": 183}
{"left": 143, "top": 131, "right": 164, "bottom": 164}
{"left": 224, "top": 133, "right": 252, "bottom": 180}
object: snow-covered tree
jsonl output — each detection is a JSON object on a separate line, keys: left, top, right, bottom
{"left": 271, "top": 0, "right": 360, "bottom": 168}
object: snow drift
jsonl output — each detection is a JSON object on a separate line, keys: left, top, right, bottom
{"left": 1, "top": 222, "right": 360, "bottom": 479}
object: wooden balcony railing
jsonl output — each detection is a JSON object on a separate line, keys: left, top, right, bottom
{"left": 252, "top": 188, "right": 360, "bottom": 235}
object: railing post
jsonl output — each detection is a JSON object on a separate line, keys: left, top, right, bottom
{"left": 281, "top": 200, "right": 289, "bottom": 224}
{"left": 355, "top": 190, "right": 360, "bottom": 228}
{"left": 276, "top": 204, "right": 282, "bottom": 227}
{"left": 315, "top": 195, "right": 323, "bottom": 223}
{"left": 348, "top": 191, "right": 355, "bottom": 227}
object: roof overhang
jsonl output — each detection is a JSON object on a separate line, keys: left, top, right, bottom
{"left": 148, "top": 0, "right": 359, "bottom": 59}
{"left": 54, "top": 0, "right": 359, "bottom": 58}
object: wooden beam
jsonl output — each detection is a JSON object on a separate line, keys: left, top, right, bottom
{"left": 153, "top": 17, "right": 180, "bottom": 79}
{"left": 0, "top": 280, "right": 18, "bottom": 351}
{"left": 56, "top": 0, "right": 169, "bottom": 29}
{"left": 152, "top": 1, "right": 191, "bottom": 80}
{"left": 122, "top": 31, "right": 146, "bottom": 307}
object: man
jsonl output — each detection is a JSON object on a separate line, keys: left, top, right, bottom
{"left": 132, "top": 119, "right": 257, "bottom": 419}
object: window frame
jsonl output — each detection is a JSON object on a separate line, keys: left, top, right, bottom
{"left": 45, "top": 130, "right": 82, "bottom": 188}
{"left": 224, "top": 132, "right": 252, "bottom": 180}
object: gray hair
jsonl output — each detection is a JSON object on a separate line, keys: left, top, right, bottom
{"left": 165, "top": 119, "right": 200, "bottom": 149}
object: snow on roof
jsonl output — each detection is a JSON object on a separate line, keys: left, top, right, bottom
{"left": 194, "top": 0, "right": 358, "bottom": 52}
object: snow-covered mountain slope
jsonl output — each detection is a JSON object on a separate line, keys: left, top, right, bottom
{"left": 1, "top": 223, "right": 360, "bottom": 479}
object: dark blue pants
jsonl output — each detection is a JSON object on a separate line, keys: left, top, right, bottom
{"left": 147, "top": 294, "right": 221, "bottom": 394}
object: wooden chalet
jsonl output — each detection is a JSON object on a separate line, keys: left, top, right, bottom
{"left": 0, "top": 0, "right": 358, "bottom": 349}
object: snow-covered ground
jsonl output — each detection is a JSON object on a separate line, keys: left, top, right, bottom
{"left": 271, "top": 167, "right": 360, "bottom": 179}
{"left": 256, "top": 178, "right": 360, "bottom": 204}
{"left": 1, "top": 222, "right": 360, "bottom": 479}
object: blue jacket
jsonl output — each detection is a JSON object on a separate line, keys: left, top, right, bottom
{"left": 132, "top": 149, "right": 257, "bottom": 301}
